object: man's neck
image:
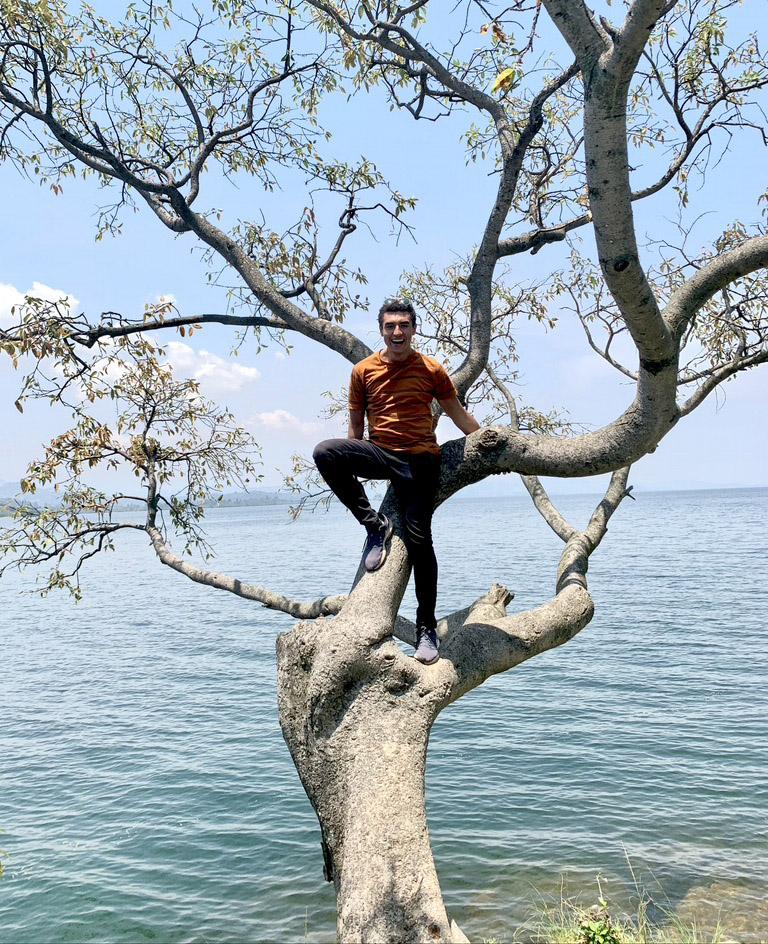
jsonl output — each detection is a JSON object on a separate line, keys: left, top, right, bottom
{"left": 380, "top": 347, "right": 415, "bottom": 364}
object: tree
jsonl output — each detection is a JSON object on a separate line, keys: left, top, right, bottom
{"left": 1, "top": 1, "right": 766, "bottom": 940}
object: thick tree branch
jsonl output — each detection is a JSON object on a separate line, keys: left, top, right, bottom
{"left": 614, "top": 0, "right": 677, "bottom": 73}
{"left": 431, "top": 468, "right": 632, "bottom": 705}
{"left": 435, "top": 372, "right": 674, "bottom": 498}
{"left": 543, "top": 0, "right": 676, "bottom": 367}
{"left": 454, "top": 62, "right": 580, "bottom": 397}
{"left": 540, "top": 0, "right": 610, "bottom": 65}
{"left": 665, "top": 234, "right": 768, "bottom": 338}
{"left": 436, "top": 583, "right": 594, "bottom": 703}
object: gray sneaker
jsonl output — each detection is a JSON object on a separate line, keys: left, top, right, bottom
{"left": 362, "top": 515, "right": 393, "bottom": 572}
{"left": 414, "top": 625, "right": 439, "bottom": 665}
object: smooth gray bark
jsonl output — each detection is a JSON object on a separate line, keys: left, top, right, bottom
{"left": 274, "top": 470, "right": 630, "bottom": 942}
{"left": 277, "top": 614, "right": 460, "bottom": 943}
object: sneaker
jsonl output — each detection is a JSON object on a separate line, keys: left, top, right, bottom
{"left": 362, "top": 515, "right": 393, "bottom": 572}
{"left": 414, "top": 625, "right": 439, "bottom": 665}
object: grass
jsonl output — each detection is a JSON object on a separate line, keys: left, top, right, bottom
{"left": 486, "top": 871, "right": 731, "bottom": 944}
{"left": 510, "top": 892, "right": 726, "bottom": 944}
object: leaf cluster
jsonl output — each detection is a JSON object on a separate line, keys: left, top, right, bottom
{"left": 1, "top": 296, "right": 260, "bottom": 597}
{"left": 0, "top": 0, "right": 340, "bottom": 233}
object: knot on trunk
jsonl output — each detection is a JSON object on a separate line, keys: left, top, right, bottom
{"left": 477, "top": 426, "right": 507, "bottom": 451}
{"left": 639, "top": 354, "right": 675, "bottom": 375}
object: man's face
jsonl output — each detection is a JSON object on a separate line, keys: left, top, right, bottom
{"left": 380, "top": 311, "right": 415, "bottom": 358}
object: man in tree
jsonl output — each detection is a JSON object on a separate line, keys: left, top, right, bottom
{"left": 313, "top": 298, "right": 480, "bottom": 665}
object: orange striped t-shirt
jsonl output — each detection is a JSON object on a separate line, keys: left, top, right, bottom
{"left": 348, "top": 351, "right": 457, "bottom": 455}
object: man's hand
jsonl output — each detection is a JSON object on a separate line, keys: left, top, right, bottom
{"left": 348, "top": 408, "right": 365, "bottom": 439}
{"left": 439, "top": 396, "right": 481, "bottom": 435}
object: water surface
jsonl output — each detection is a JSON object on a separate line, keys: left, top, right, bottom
{"left": 1, "top": 489, "right": 766, "bottom": 942}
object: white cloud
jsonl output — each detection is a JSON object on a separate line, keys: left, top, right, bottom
{"left": 250, "top": 409, "right": 319, "bottom": 435}
{"left": 0, "top": 281, "right": 79, "bottom": 325}
{"left": 0, "top": 284, "right": 22, "bottom": 323}
{"left": 164, "top": 340, "right": 261, "bottom": 395}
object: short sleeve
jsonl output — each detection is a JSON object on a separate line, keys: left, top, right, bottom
{"left": 431, "top": 360, "right": 457, "bottom": 401}
{"left": 348, "top": 364, "right": 366, "bottom": 411}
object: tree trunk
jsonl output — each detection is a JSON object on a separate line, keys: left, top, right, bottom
{"left": 277, "top": 616, "right": 466, "bottom": 944}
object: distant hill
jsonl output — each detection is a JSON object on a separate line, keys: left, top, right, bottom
{"left": 0, "top": 481, "right": 59, "bottom": 504}
{"left": 0, "top": 482, "right": 59, "bottom": 517}
{"left": 208, "top": 489, "right": 292, "bottom": 507}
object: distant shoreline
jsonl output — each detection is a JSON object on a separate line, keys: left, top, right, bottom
{"left": 1, "top": 484, "right": 765, "bottom": 518}
{"left": 0, "top": 488, "right": 293, "bottom": 516}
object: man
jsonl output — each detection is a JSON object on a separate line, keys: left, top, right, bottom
{"left": 313, "top": 298, "right": 480, "bottom": 665}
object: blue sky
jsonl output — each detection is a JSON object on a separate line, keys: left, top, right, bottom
{"left": 1, "top": 4, "right": 765, "bottom": 497}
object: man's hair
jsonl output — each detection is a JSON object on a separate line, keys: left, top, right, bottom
{"left": 378, "top": 297, "right": 417, "bottom": 330}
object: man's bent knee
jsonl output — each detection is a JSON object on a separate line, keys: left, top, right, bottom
{"left": 312, "top": 440, "right": 329, "bottom": 466}
{"left": 312, "top": 438, "right": 342, "bottom": 468}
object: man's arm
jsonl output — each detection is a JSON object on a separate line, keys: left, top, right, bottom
{"left": 439, "top": 396, "right": 481, "bottom": 435}
{"left": 348, "top": 408, "right": 365, "bottom": 439}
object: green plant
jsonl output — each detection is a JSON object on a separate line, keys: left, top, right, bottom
{"left": 577, "top": 898, "right": 625, "bottom": 944}
{"left": 514, "top": 873, "right": 728, "bottom": 944}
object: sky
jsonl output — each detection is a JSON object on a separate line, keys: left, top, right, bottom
{"left": 0, "top": 3, "right": 766, "bottom": 501}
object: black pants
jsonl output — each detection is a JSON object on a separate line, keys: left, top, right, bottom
{"left": 312, "top": 438, "right": 440, "bottom": 629}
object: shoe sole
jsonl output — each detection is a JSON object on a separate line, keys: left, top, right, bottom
{"left": 414, "top": 651, "right": 440, "bottom": 665}
{"left": 365, "top": 517, "right": 394, "bottom": 572}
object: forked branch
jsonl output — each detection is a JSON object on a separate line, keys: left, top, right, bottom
{"left": 431, "top": 466, "right": 633, "bottom": 704}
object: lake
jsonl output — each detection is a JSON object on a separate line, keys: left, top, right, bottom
{"left": 1, "top": 488, "right": 766, "bottom": 942}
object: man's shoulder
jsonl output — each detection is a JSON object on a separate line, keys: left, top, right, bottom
{"left": 350, "top": 353, "right": 379, "bottom": 386}
{"left": 352, "top": 352, "right": 380, "bottom": 375}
